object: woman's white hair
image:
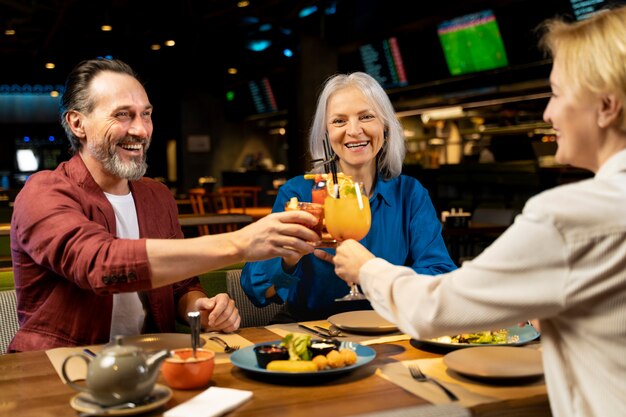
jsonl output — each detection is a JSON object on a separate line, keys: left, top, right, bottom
{"left": 308, "top": 72, "right": 406, "bottom": 179}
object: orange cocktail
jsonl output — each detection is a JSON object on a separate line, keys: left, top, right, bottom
{"left": 324, "top": 182, "right": 370, "bottom": 241}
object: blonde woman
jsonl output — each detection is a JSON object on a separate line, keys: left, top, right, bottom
{"left": 333, "top": 6, "right": 626, "bottom": 417}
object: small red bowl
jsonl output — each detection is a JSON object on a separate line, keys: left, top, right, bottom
{"left": 161, "top": 348, "right": 215, "bottom": 390}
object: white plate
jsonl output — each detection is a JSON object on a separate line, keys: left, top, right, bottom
{"left": 70, "top": 384, "right": 172, "bottom": 416}
{"left": 328, "top": 310, "right": 398, "bottom": 335}
{"left": 115, "top": 333, "right": 206, "bottom": 352}
{"left": 443, "top": 346, "right": 543, "bottom": 379}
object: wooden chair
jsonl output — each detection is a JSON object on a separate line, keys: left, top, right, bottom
{"left": 215, "top": 186, "right": 272, "bottom": 221}
{"left": 187, "top": 188, "right": 210, "bottom": 236}
{"left": 215, "top": 186, "right": 261, "bottom": 212}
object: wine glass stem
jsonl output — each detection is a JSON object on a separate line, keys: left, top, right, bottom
{"left": 349, "top": 284, "right": 361, "bottom": 296}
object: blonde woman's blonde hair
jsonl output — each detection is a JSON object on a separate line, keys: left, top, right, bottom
{"left": 540, "top": 5, "right": 626, "bottom": 129}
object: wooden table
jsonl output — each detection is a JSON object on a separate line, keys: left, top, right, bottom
{"left": 216, "top": 207, "right": 273, "bottom": 221}
{"left": 0, "top": 327, "right": 551, "bottom": 417}
{"left": 177, "top": 214, "right": 254, "bottom": 227}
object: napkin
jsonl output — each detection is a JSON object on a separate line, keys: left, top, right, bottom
{"left": 163, "top": 387, "right": 253, "bottom": 417}
{"left": 377, "top": 357, "right": 546, "bottom": 407}
{"left": 267, "top": 321, "right": 411, "bottom": 345}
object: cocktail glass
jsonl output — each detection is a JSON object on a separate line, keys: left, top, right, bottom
{"left": 324, "top": 181, "right": 371, "bottom": 301}
{"left": 284, "top": 201, "right": 324, "bottom": 239}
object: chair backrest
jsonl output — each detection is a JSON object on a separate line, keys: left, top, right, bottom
{"left": 187, "top": 188, "right": 210, "bottom": 235}
{"left": 216, "top": 186, "right": 262, "bottom": 213}
{"left": 0, "top": 289, "right": 18, "bottom": 354}
{"left": 188, "top": 188, "right": 207, "bottom": 215}
{"left": 225, "top": 269, "right": 285, "bottom": 328}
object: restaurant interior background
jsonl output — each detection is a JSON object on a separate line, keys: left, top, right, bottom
{"left": 2, "top": 0, "right": 623, "bottom": 221}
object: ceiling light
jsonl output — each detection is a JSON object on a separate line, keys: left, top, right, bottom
{"left": 150, "top": 44, "right": 161, "bottom": 51}
{"left": 45, "top": 63, "right": 55, "bottom": 69}
{"left": 247, "top": 40, "right": 271, "bottom": 52}
{"left": 227, "top": 68, "right": 238, "bottom": 75}
{"left": 50, "top": 90, "right": 59, "bottom": 98}
{"left": 298, "top": 6, "right": 318, "bottom": 18}
{"left": 164, "top": 40, "right": 175, "bottom": 47}
{"left": 4, "top": 29, "right": 16, "bottom": 36}
{"left": 237, "top": 1, "right": 250, "bottom": 7}
{"left": 101, "top": 25, "right": 112, "bottom": 32}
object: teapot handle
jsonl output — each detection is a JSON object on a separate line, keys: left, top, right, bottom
{"left": 61, "top": 353, "right": 92, "bottom": 394}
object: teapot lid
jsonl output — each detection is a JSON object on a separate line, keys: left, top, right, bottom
{"left": 102, "top": 335, "right": 142, "bottom": 356}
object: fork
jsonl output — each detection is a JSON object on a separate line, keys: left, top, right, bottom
{"left": 408, "top": 364, "right": 458, "bottom": 401}
{"left": 209, "top": 336, "right": 239, "bottom": 353}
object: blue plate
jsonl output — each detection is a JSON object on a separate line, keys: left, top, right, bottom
{"left": 230, "top": 340, "right": 376, "bottom": 377}
{"left": 414, "top": 324, "right": 540, "bottom": 350}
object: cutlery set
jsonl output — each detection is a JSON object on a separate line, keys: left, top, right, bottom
{"left": 297, "top": 324, "right": 345, "bottom": 338}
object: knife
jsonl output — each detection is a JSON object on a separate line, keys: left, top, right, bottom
{"left": 314, "top": 325, "right": 345, "bottom": 337}
{"left": 297, "top": 324, "right": 335, "bottom": 338}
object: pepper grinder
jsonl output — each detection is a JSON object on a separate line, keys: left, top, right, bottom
{"left": 187, "top": 311, "right": 201, "bottom": 358}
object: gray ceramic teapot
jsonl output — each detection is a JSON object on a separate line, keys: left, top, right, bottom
{"left": 61, "top": 336, "right": 170, "bottom": 406}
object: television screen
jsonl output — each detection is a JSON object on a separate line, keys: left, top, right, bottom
{"left": 570, "top": 0, "right": 626, "bottom": 20}
{"left": 358, "top": 37, "right": 408, "bottom": 88}
{"left": 248, "top": 77, "right": 278, "bottom": 114}
{"left": 437, "top": 9, "right": 509, "bottom": 76}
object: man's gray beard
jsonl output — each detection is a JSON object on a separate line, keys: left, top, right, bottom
{"left": 88, "top": 141, "right": 149, "bottom": 181}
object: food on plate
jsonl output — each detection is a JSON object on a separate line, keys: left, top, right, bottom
{"left": 266, "top": 360, "right": 318, "bottom": 373}
{"left": 431, "top": 329, "right": 517, "bottom": 345}
{"left": 309, "top": 339, "right": 340, "bottom": 357}
{"left": 340, "top": 348, "right": 357, "bottom": 365}
{"left": 254, "top": 344, "right": 289, "bottom": 369}
{"left": 281, "top": 333, "right": 312, "bottom": 360}
{"left": 312, "top": 354, "right": 329, "bottom": 370}
{"left": 326, "top": 349, "right": 345, "bottom": 368}
{"left": 273, "top": 333, "right": 358, "bottom": 371}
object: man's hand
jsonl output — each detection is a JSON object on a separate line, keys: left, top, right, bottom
{"left": 332, "top": 239, "right": 375, "bottom": 284}
{"left": 194, "top": 293, "right": 240, "bottom": 333}
{"left": 233, "top": 211, "right": 320, "bottom": 262}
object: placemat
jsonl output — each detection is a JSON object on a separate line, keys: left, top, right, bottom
{"left": 266, "top": 321, "right": 411, "bottom": 345}
{"left": 377, "top": 357, "right": 547, "bottom": 407}
{"left": 351, "top": 403, "right": 470, "bottom": 417}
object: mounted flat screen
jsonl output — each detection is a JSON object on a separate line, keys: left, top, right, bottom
{"left": 437, "top": 9, "right": 509, "bottom": 76}
{"left": 570, "top": 0, "right": 626, "bottom": 20}
{"left": 248, "top": 78, "right": 278, "bottom": 114}
{"left": 358, "top": 37, "right": 408, "bottom": 88}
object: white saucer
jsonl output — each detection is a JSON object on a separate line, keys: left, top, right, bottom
{"left": 69, "top": 384, "right": 172, "bottom": 416}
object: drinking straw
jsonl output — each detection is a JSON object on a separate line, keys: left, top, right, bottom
{"left": 322, "top": 135, "right": 330, "bottom": 174}
{"left": 355, "top": 182, "right": 364, "bottom": 210}
{"left": 323, "top": 133, "right": 340, "bottom": 197}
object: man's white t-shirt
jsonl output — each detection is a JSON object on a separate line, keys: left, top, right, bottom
{"left": 104, "top": 191, "right": 146, "bottom": 341}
